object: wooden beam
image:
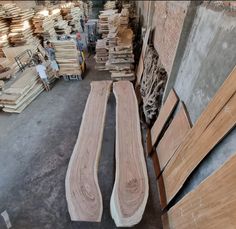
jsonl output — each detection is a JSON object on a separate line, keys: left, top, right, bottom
{"left": 111, "top": 81, "right": 149, "bottom": 227}
{"left": 162, "top": 66, "right": 236, "bottom": 206}
{"left": 165, "top": 153, "right": 236, "bottom": 229}
{"left": 150, "top": 89, "right": 179, "bottom": 150}
{"left": 156, "top": 102, "right": 191, "bottom": 176}
{"left": 65, "top": 80, "right": 112, "bottom": 222}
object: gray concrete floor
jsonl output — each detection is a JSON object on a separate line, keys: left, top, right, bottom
{"left": 0, "top": 56, "right": 162, "bottom": 229}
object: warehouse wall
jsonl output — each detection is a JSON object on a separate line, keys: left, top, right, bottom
{"left": 136, "top": 1, "right": 236, "bottom": 203}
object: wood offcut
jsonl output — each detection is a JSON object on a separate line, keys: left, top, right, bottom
{"left": 65, "top": 80, "right": 112, "bottom": 222}
{"left": 111, "top": 81, "right": 149, "bottom": 227}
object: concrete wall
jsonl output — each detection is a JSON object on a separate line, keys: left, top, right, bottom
{"left": 136, "top": 1, "right": 236, "bottom": 203}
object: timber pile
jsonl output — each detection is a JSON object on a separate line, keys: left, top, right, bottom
{"left": 52, "top": 40, "right": 81, "bottom": 75}
{"left": 8, "top": 9, "right": 35, "bottom": 46}
{"left": 104, "top": 1, "right": 116, "bottom": 10}
{"left": 0, "top": 18, "right": 9, "bottom": 57}
{"left": 0, "top": 64, "right": 12, "bottom": 80}
{"left": 107, "top": 13, "right": 119, "bottom": 47}
{"left": 0, "top": 68, "right": 44, "bottom": 113}
{"left": 54, "top": 20, "right": 71, "bottom": 35}
{"left": 98, "top": 10, "right": 117, "bottom": 38}
{"left": 66, "top": 81, "right": 112, "bottom": 222}
{"left": 32, "top": 13, "right": 57, "bottom": 40}
{"left": 2, "top": 4, "right": 21, "bottom": 18}
{"left": 119, "top": 8, "right": 129, "bottom": 27}
{"left": 111, "top": 81, "right": 148, "bottom": 227}
{"left": 106, "top": 28, "right": 135, "bottom": 81}
{"left": 95, "top": 39, "right": 109, "bottom": 71}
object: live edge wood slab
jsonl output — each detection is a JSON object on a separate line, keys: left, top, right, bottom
{"left": 162, "top": 66, "right": 236, "bottom": 206}
{"left": 111, "top": 81, "right": 149, "bottom": 227}
{"left": 163, "top": 153, "right": 236, "bottom": 229}
{"left": 65, "top": 81, "right": 112, "bottom": 222}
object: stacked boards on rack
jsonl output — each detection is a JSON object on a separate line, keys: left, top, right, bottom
{"left": 95, "top": 39, "right": 108, "bottom": 71}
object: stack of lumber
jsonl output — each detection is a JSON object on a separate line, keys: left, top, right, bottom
{"left": 98, "top": 10, "right": 117, "bottom": 38}
{"left": 104, "top": 1, "right": 116, "bottom": 10}
{"left": 0, "top": 18, "right": 9, "bottom": 57}
{"left": 107, "top": 13, "right": 119, "bottom": 47}
{"left": 106, "top": 28, "right": 135, "bottom": 81}
{"left": 52, "top": 40, "right": 81, "bottom": 76}
{"left": 32, "top": 12, "right": 57, "bottom": 40}
{"left": 0, "top": 64, "right": 12, "bottom": 81}
{"left": 0, "top": 68, "right": 44, "bottom": 113}
{"left": 8, "top": 9, "right": 35, "bottom": 46}
{"left": 119, "top": 8, "right": 129, "bottom": 27}
{"left": 2, "top": 4, "right": 21, "bottom": 18}
{"left": 95, "top": 39, "right": 109, "bottom": 71}
{"left": 54, "top": 20, "right": 71, "bottom": 35}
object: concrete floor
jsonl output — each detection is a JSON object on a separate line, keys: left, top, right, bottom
{"left": 0, "top": 56, "right": 162, "bottom": 229}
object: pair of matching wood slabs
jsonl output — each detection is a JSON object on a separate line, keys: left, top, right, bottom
{"left": 65, "top": 80, "right": 148, "bottom": 227}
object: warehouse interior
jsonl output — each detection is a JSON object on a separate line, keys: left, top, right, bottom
{"left": 0, "top": 1, "right": 235, "bottom": 228}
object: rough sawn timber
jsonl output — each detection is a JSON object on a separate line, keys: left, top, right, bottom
{"left": 65, "top": 80, "right": 112, "bottom": 222}
{"left": 162, "top": 66, "right": 236, "bottom": 206}
{"left": 111, "top": 81, "right": 149, "bottom": 227}
{"left": 164, "top": 153, "right": 236, "bottom": 229}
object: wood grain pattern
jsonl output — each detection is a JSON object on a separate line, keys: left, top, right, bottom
{"left": 150, "top": 89, "right": 179, "bottom": 148}
{"left": 111, "top": 81, "right": 149, "bottom": 227}
{"left": 156, "top": 102, "right": 191, "bottom": 176}
{"left": 65, "top": 81, "right": 112, "bottom": 222}
{"left": 162, "top": 66, "right": 236, "bottom": 206}
{"left": 165, "top": 153, "right": 236, "bottom": 229}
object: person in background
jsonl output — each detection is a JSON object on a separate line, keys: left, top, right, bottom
{"left": 76, "top": 32, "right": 83, "bottom": 52}
{"left": 35, "top": 58, "right": 50, "bottom": 92}
{"left": 45, "top": 41, "right": 59, "bottom": 78}
{"left": 80, "top": 16, "right": 85, "bottom": 32}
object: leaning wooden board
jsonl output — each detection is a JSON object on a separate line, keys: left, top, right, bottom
{"left": 156, "top": 102, "right": 191, "bottom": 176}
{"left": 111, "top": 81, "right": 149, "bottom": 227}
{"left": 150, "top": 89, "right": 179, "bottom": 150}
{"left": 162, "top": 66, "right": 236, "bottom": 206}
{"left": 163, "top": 153, "right": 236, "bottom": 229}
{"left": 65, "top": 81, "right": 112, "bottom": 222}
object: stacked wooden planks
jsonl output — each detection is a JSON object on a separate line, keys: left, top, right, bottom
{"left": 119, "top": 8, "right": 129, "bottom": 27}
{"left": 2, "top": 3, "right": 21, "bottom": 17}
{"left": 8, "top": 9, "right": 35, "bottom": 46}
{"left": 106, "top": 28, "right": 135, "bottom": 81}
{"left": 0, "top": 18, "right": 9, "bottom": 57}
{"left": 104, "top": 1, "right": 116, "bottom": 10}
{"left": 0, "top": 68, "right": 43, "bottom": 113}
{"left": 66, "top": 81, "right": 112, "bottom": 222}
{"left": 32, "top": 12, "right": 57, "bottom": 40}
{"left": 111, "top": 81, "right": 149, "bottom": 227}
{"left": 95, "top": 39, "right": 109, "bottom": 71}
{"left": 52, "top": 40, "right": 81, "bottom": 76}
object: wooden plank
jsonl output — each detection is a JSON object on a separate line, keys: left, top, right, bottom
{"left": 136, "top": 27, "right": 150, "bottom": 86}
{"left": 165, "top": 153, "right": 236, "bottom": 229}
{"left": 156, "top": 102, "right": 191, "bottom": 176}
{"left": 150, "top": 89, "right": 179, "bottom": 150}
{"left": 111, "top": 81, "right": 149, "bottom": 227}
{"left": 162, "top": 66, "right": 236, "bottom": 206}
{"left": 65, "top": 81, "right": 112, "bottom": 222}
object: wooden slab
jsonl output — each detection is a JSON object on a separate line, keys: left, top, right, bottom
{"left": 150, "top": 89, "right": 179, "bottom": 150}
{"left": 165, "top": 153, "right": 236, "bottom": 229}
{"left": 65, "top": 81, "right": 112, "bottom": 222}
{"left": 111, "top": 81, "right": 149, "bottom": 227}
{"left": 162, "top": 66, "right": 236, "bottom": 206}
{"left": 136, "top": 27, "right": 151, "bottom": 86}
{"left": 156, "top": 102, "right": 191, "bottom": 176}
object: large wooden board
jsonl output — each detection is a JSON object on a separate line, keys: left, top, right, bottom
{"left": 111, "top": 81, "right": 149, "bottom": 227}
{"left": 162, "top": 66, "right": 236, "bottom": 206}
{"left": 150, "top": 89, "right": 179, "bottom": 149}
{"left": 164, "top": 153, "right": 236, "bottom": 229}
{"left": 136, "top": 27, "right": 150, "bottom": 86}
{"left": 65, "top": 81, "right": 112, "bottom": 222}
{"left": 156, "top": 102, "right": 191, "bottom": 176}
